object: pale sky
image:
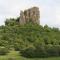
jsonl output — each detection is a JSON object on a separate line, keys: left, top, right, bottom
{"left": 0, "top": 0, "right": 60, "bottom": 28}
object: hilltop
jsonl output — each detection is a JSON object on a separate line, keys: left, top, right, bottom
{"left": 0, "top": 7, "right": 60, "bottom": 58}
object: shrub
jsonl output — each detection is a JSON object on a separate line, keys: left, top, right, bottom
{"left": 20, "top": 45, "right": 47, "bottom": 58}
{"left": 14, "top": 44, "right": 20, "bottom": 51}
{"left": 20, "top": 45, "right": 60, "bottom": 58}
{"left": 35, "top": 45, "right": 47, "bottom": 57}
{"left": 45, "top": 45, "right": 59, "bottom": 57}
{"left": 20, "top": 47, "right": 35, "bottom": 58}
{"left": 54, "top": 45, "right": 60, "bottom": 56}
{"left": 0, "top": 46, "right": 9, "bottom": 55}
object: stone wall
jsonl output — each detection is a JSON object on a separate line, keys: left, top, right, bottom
{"left": 19, "top": 7, "right": 40, "bottom": 25}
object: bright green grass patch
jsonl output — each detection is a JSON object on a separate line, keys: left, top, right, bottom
{"left": 0, "top": 51, "right": 60, "bottom": 60}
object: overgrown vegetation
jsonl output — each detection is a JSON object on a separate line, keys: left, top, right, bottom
{"left": 0, "top": 46, "right": 9, "bottom": 55}
{"left": 0, "top": 18, "right": 60, "bottom": 57}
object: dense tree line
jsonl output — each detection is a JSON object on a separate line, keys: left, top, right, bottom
{"left": 0, "top": 18, "right": 60, "bottom": 57}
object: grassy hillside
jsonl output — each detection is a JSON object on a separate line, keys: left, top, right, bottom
{"left": 0, "top": 18, "right": 60, "bottom": 58}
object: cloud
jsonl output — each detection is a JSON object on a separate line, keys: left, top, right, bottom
{"left": 0, "top": 0, "right": 60, "bottom": 28}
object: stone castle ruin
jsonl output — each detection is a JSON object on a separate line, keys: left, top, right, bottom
{"left": 19, "top": 7, "right": 40, "bottom": 25}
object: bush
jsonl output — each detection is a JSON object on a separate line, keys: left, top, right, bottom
{"left": 54, "top": 45, "right": 60, "bottom": 56}
{"left": 45, "top": 45, "right": 59, "bottom": 57}
{"left": 20, "top": 45, "right": 60, "bottom": 58}
{"left": 35, "top": 45, "right": 47, "bottom": 57}
{"left": 0, "top": 46, "right": 9, "bottom": 55}
{"left": 20, "top": 45, "right": 47, "bottom": 58}
{"left": 20, "top": 47, "right": 35, "bottom": 58}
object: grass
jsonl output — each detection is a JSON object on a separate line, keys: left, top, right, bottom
{"left": 0, "top": 51, "right": 60, "bottom": 60}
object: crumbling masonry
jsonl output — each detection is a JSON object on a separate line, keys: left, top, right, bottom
{"left": 19, "top": 7, "right": 40, "bottom": 25}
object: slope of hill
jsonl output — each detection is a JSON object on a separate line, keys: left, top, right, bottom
{"left": 0, "top": 18, "right": 60, "bottom": 57}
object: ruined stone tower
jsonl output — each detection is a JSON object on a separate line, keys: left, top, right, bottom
{"left": 19, "top": 7, "right": 40, "bottom": 25}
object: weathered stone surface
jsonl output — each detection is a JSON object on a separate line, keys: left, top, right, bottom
{"left": 19, "top": 7, "right": 40, "bottom": 25}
